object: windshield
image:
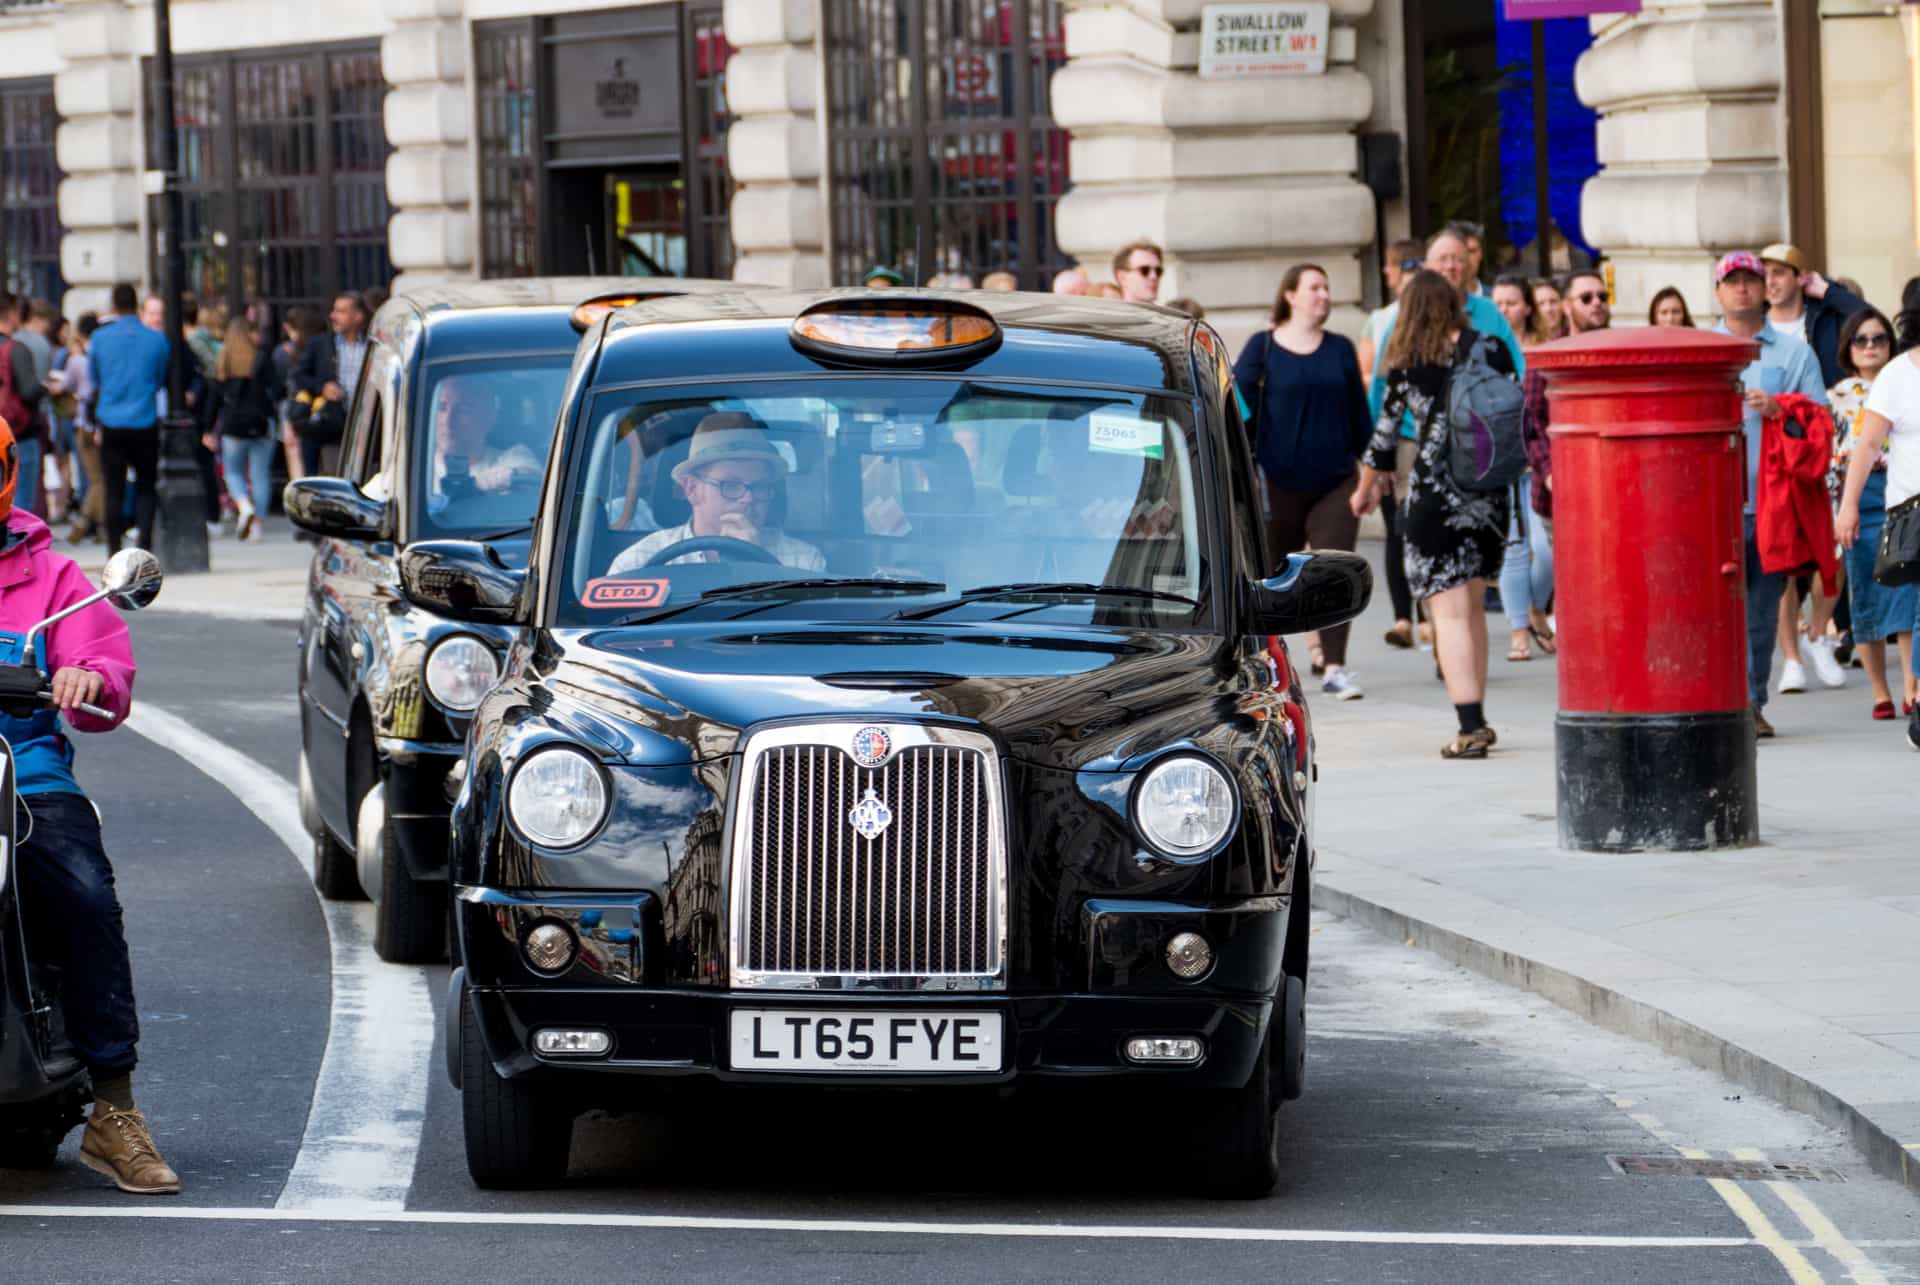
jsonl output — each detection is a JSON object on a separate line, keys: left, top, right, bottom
{"left": 412, "top": 354, "right": 573, "bottom": 539}
{"left": 551, "top": 378, "right": 1210, "bottom": 628}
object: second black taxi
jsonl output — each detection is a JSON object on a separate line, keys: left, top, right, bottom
{"left": 401, "top": 289, "right": 1372, "bottom": 1195}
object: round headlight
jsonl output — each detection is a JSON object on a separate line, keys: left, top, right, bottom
{"left": 508, "top": 747, "right": 609, "bottom": 848}
{"left": 424, "top": 634, "right": 500, "bottom": 712}
{"left": 1134, "top": 756, "right": 1236, "bottom": 857}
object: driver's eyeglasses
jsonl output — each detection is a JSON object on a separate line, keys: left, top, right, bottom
{"left": 690, "top": 473, "right": 777, "bottom": 501}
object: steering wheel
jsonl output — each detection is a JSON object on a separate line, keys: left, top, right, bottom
{"left": 640, "top": 535, "right": 783, "bottom": 567}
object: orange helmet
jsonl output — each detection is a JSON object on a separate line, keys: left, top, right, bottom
{"left": 0, "top": 415, "right": 15, "bottom": 520}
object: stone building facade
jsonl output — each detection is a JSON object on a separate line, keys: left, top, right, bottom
{"left": 2, "top": 0, "right": 1917, "bottom": 352}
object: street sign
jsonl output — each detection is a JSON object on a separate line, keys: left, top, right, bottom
{"left": 1198, "top": 3, "right": 1330, "bottom": 78}
{"left": 1501, "top": 0, "right": 1641, "bottom": 18}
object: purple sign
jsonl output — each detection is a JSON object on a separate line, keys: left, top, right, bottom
{"left": 1502, "top": 0, "right": 1641, "bottom": 18}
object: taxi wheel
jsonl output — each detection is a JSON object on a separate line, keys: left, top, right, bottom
{"left": 1278, "top": 974, "right": 1307, "bottom": 1102}
{"left": 1197, "top": 1039, "right": 1282, "bottom": 1199}
{"left": 460, "top": 992, "right": 571, "bottom": 1189}
{"left": 369, "top": 806, "right": 447, "bottom": 965}
{"left": 312, "top": 828, "right": 365, "bottom": 901}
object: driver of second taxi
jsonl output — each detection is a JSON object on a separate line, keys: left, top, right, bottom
{"left": 609, "top": 413, "right": 825, "bottom": 572}
{"left": 429, "top": 373, "right": 540, "bottom": 504}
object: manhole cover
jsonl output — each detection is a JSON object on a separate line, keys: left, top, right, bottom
{"left": 1608, "top": 1155, "right": 1845, "bottom": 1183}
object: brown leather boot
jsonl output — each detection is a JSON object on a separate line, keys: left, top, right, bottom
{"left": 79, "top": 1103, "right": 181, "bottom": 1195}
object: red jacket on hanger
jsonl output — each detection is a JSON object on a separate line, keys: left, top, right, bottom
{"left": 1757, "top": 392, "right": 1839, "bottom": 595}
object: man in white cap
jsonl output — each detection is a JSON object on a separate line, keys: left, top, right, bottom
{"left": 610, "top": 412, "right": 825, "bottom": 572}
{"left": 1759, "top": 241, "right": 1867, "bottom": 388}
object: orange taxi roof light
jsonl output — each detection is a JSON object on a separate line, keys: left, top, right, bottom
{"left": 790, "top": 299, "right": 1001, "bottom": 363}
{"left": 571, "top": 292, "right": 662, "bottom": 331}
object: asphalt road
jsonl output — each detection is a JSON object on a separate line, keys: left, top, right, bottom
{"left": 1, "top": 610, "right": 1915, "bottom": 1284}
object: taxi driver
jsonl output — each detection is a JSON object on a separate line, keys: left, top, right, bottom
{"left": 610, "top": 413, "right": 825, "bottom": 572}
{"left": 431, "top": 373, "right": 540, "bottom": 500}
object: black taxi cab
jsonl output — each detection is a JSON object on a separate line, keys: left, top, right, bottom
{"left": 402, "top": 289, "right": 1371, "bottom": 1194}
{"left": 287, "top": 277, "right": 753, "bottom": 964}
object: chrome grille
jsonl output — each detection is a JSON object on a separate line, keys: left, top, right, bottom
{"left": 729, "top": 724, "right": 1005, "bottom": 989}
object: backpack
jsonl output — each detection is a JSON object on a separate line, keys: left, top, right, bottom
{"left": 0, "top": 340, "right": 31, "bottom": 440}
{"left": 1443, "top": 332, "right": 1527, "bottom": 492}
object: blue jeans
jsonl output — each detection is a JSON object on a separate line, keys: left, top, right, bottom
{"left": 1499, "top": 504, "right": 1555, "bottom": 630}
{"left": 15, "top": 792, "right": 140, "bottom": 1076}
{"left": 221, "top": 434, "right": 275, "bottom": 512}
{"left": 1744, "top": 514, "right": 1787, "bottom": 709}
{"left": 15, "top": 436, "right": 40, "bottom": 516}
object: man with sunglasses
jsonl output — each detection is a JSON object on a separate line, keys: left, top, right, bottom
{"left": 611, "top": 413, "right": 825, "bottom": 572}
{"left": 1112, "top": 240, "right": 1165, "bottom": 305}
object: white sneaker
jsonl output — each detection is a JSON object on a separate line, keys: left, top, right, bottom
{"left": 1321, "top": 668, "right": 1364, "bottom": 701}
{"left": 1803, "top": 635, "right": 1846, "bottom": 689}
{"left": 235, "top": 499, "right": 256, "bottom": 542}
{"left": 1777, "top": 659, "right": 1808, "bottom": 694}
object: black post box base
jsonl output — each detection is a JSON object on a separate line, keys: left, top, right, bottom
{"left": 1556, "top": 710, "right": 1758, "bottom": 852}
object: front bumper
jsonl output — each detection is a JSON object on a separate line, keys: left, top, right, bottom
{"left": 455, "top": 889, "right": 1289, "bottom": 1092}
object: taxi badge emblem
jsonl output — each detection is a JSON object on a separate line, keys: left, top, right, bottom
{"left": 848, "top": 788, "right": 893, "bottom": 841}
{"left": 849, "top": 725, "right": 892, "bottom": 768}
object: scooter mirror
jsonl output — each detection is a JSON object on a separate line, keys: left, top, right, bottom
{"left": 102, "top": 548, "right": 164, "bottom": 611}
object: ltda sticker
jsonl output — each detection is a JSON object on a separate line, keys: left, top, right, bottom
{"left": 1087, "top": 412, "right": 1165, "bottom": 459}
{"left": 582, "top": 577, "right": 670, "bottom": 609}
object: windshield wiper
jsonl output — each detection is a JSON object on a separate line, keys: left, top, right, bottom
{"left": 465, "top": 523, "right": 533, "bottom": 544}
{"left": 894, "top": 581, "right": 1199, "bottom": 622}
{"left": 610, "top": 578, "right": 945, "bottom": 627}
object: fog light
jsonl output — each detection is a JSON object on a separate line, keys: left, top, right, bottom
{"left": 1165, "top": 931, "right": 1213, "bottom": 980}
{"left": 523, "top": 920, "right": 576, "bottom": 973}
{"left": 534, "top": 1028, "right": 611, "bottom": 1057}
{"left": 1125, "top": 1036, "right": 1204, "bottom": 1065}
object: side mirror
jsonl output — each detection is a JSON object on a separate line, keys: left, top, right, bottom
{"left": 103, "top": 548, "right": 164, "bottom": 611}
{"left": 1249, "top": 551, "right": 1373, "bottom": 636}
{"left": 399, "top": 540, "right": 529, "bottom": 625}
{"left": 285, "top": 477, "right": 385, "bottom": 542}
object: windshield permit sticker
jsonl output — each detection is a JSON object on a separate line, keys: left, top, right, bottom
{"left": 583, "top": 577, "right": 670, "bottom": 610}
{"left": 1088, "top": 413, "right": 1164, "bottom": 460}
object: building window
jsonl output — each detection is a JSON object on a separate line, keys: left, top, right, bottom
{"left": 476, "top": 19, "right": 539, "bottom": 279}
{"left": 147, "top": 43, "right": 393, "bottom": 319}
{"left": 1, "top": 77, "right": 64, "bottom": 304}
{"left": 823, "top": 0, "right": 1070, "bottom": 289}
{"left": 472, "top": 4, "right": 736, "bottom": 282}
{"left": 687, "top": 2, "right": 736, "bottom": 279}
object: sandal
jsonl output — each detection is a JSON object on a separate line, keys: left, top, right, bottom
{"left": 1308, "top": 644, "right": 1326, "bottom": 676}
{"left": 1440, "top": 727, "right": 1496, "bottom": 759}
{"left": 1384, "top": 621, "right": 1415, "bottom": 650}
{"left": 1507, "top": 632, "right": 1532, "bottom": 662}
{"left": 1529, "top": 625, "right": 1557, "bottom": 656}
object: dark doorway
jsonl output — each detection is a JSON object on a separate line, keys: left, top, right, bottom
{"left": 541, "top": 165, "right": 684, "bottom": 276}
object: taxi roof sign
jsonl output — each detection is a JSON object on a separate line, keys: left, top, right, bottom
{"left": 789, "top": 298, "right": 1001, "bottom": 364}
{"left": 572, "top": 291, "right": 676, "bottom": 331}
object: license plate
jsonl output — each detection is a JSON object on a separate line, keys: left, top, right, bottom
{"left": 729, "top": 1009, "right": 1003, "bottom": 1073}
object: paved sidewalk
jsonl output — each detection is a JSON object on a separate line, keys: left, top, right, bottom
{"left": 1309, "top": 538, "right": 1920, "bottom": 1193}
{"left": 73, "top": 516, "right": 312, "bottom": 622}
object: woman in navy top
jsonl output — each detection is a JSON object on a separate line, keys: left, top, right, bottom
{"left": 1232, "top": 263, "right": 1373, "bottom": 700}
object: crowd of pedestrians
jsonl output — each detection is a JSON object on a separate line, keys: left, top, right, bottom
{"left": 1, "top": 283, "right": 386, "bottom": 555}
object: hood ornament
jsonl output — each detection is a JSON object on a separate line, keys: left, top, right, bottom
{"left": 848, "top": 788, "right": 893, "bottom": 841}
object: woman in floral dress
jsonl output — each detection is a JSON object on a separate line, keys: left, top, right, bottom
{"left": 1352, "top": 269, "right": 1517, "bottom": 758}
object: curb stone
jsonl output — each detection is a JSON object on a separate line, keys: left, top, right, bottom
{"left": 1315, "top": 876, "right": 1920, "bottom": 1197}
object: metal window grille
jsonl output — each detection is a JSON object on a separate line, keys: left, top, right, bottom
{"left": 476, "top": 20, "right": 539, "bottom": 279}
{"left": 474, "top": 5, "right": 736, "bottom": 281}
{"left": 823, "top": 0, "right": 1070, "bottom": 290}
{"left": 0, "top": 78, "right": 65, "bottom": 303}
{"left": 146, "top": 43, "right": 392, "bottom": 320}
{"left": 686, "top": 2, "right": 736, "bottom": 279}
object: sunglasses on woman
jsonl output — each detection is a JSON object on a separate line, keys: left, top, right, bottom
{"left": 1851, "top": 332, "right": 1890, "bottom": 348}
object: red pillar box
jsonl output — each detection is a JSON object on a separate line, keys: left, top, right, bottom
{"left": 1530, "top": 328, "right": 1759, "bottom": 852}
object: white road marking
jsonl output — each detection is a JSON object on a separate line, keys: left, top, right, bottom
{"left": 0, "top": 1203, "right": 1759, "bottom": 1245}
{"left": 123, "top": 705, "right": 434, "bottom": 1214}
{"left": 1732, "top": 1148, "right": 1890, "bottom": 1285}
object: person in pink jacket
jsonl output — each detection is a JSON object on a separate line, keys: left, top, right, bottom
{"left": 0, "top": 414, "right": 178, "bottom": 1194}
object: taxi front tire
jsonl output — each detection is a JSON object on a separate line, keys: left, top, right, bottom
{"left": 359, "top": 784, "right": 447, "bottom": 964}
{"left": 460, "top": 989, "right": 571, "bottom": 1189}
{"left": 1197, "top": 1036, "right": 1283, "bottom": 1198}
